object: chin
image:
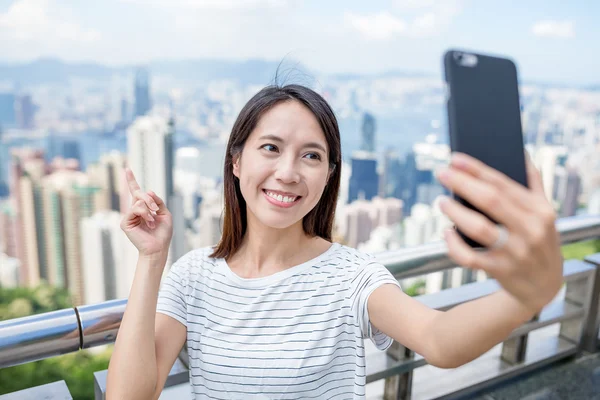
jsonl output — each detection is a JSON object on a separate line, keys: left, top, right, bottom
{"left": 250, "top": 209, "right": 305, "bottom": 231}
{"left": 258, "top": 215, "right": 302, "bottom": 230}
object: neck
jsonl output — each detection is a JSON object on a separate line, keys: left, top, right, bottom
{"left": 230, "top": 218, "right": 324, "bottom": 278}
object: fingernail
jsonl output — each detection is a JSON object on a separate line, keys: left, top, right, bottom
{"left": 148, "top": 214, "right": 155, "bottom": 222}
{"left": 451, "top": 153, "right": 467, "bottom": 167}
{"left": 436, "top": 167, "right": 450, "bottom": 180}
{"left": 439, "top": 195, "right": 450, "bottom": 206}
{"left": 151, "top": 203, "right": 159, "bottom": 211}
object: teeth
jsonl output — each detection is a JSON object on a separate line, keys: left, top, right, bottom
{"left": 266, "top": 191, "right": 297, "bottom": 203}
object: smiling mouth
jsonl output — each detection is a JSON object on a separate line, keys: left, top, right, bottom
{"left": 262, "top": 189, "right": 302, "bottom": 204}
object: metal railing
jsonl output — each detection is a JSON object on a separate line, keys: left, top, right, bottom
{"left": 1, "top": 214, "right": 599, "bottom": 400}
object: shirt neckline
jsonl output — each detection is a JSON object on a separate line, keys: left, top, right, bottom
{"left": 216, "top": 242, "right": 340, "bottom": 288}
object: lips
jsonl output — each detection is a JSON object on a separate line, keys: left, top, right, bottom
{"left": 262, "top": 189, "right": 302, "bottom": 208}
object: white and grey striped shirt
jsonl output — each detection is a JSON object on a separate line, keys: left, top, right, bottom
{"left": 156, "top": 242, "right": 401, "bottom": 399}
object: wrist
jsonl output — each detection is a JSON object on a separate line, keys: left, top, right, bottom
{"left": 138, "top": 251, "right": 169, "bottom": 266}
{"left": 498, "top": 289, "right": 540, "bottom": 322}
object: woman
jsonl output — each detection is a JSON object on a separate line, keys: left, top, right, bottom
{"left": 106, "top": 84, "right": 563, "bottom": 399}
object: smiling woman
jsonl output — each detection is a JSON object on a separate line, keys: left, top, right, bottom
{"left": 106, "top": 83, "right": 564, "bottom": 400}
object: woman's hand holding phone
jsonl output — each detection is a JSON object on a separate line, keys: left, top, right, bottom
{"left": 120, "top": 168, "right": 173, "bottom": 260}
{"left": 436, "top": 151, "right": 563, "bottom": 315}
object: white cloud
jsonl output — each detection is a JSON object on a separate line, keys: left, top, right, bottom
{"left": 346, "top": 0, "right": 462, "bottom": 40}
{"left": 344, "top": 11, "right": 407, "bottom": 40}
{"left": 531, "top": 20, "right": 575, "bottom": 39}
{"left": 0, "top": 0, "right": 101, "bottom": 44}
{"left": 120, "top": 0, "right": 290, "bottom": 10}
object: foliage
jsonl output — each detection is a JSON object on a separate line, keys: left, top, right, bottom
{"left": 0, "top": 283, "right": 72, "bottom": 319}
{"left": 561, "top": 239, "right": 600, "bottom": 261}
{"left": 0, "top": 347, "right": 113, "bottom": 398}
{"left": 0, "top": 284, "right": 112, "bottom": 398}
{"left": 404, "top": 279, "right": 426, "bottom": 297}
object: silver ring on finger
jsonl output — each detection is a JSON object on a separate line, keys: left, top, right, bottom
{"left": 490, "top": 225, "right": 509, "bottom": 250}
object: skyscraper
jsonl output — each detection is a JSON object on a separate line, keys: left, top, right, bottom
{"left": 560, "top": 169, "right": 582, "bottom": 217}
{"left": 127, "top": 115, "right": 185, "bottom": 264}
{"left": 15, "top": 94, "right": 35, "bottom": 129}
{"left": 127, "top": 116, "right": 174, "bottom": 204}
{"left": 0, "top": 93, "right": 16, "bottom": 129}
{"left": 347, "top": 111, "right": 379, "bottom": 204}
{"left": 361, "top": 112, "right": 376, "bottom": 153}
{"left": 348, "top": 152, "right": 379, "bottom": 203}
{"left": 41, "top": 169, "right": 100, "bottom": 305}
{"left": 81, "top": 211, "right": 132, "bottom": 305}
{"left": 87, "top": 152, "right": 127, "bottom": 212}
{"left": 134, "top": 68, "right": 151, "bottom": 117}
{"left": 10, "top": 149, "right": 47, "bottom": 287}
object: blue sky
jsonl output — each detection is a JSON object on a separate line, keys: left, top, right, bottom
{"left": 0, "top": 0, "right": 597, "bottom": 85}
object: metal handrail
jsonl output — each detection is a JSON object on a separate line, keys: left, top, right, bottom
{"left": 0, "top": 214, "right": 599, "bottom": 370}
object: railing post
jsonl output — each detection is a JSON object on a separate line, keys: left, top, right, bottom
{"left": 500, "top": 313, "right": 538, "bottom": 364}
{"left": 384, "top": 342, "right": 414, "bottom": 400}
{"left": 581, "top": 254, "right": 600, "bottom": 352}
{"left": 559, "top": 273, "right": 593, "bottom": 344}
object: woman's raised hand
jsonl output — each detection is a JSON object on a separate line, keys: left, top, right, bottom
{"left": 120, "top": 168, "right": 173, "bottom": 258}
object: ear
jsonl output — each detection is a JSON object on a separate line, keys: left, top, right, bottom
{"left": 232, "top": 154, "right": 241, "bottom": 178}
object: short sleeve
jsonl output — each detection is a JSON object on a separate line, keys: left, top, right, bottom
{"left": 350, "top": 260, "right": 402, "bottom": 351}
{"left": 156, "top": 252, "right": 194, "bottom": 327}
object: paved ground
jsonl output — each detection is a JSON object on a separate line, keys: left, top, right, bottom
{"left": 471, "top": 352, "right": 600, "bottom": 400}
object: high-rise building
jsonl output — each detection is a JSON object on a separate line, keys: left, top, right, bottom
{"left": 41, "top": 169, "right": 100, "bottom": 305}
{"left": 533, "top": 145, "right": 568, "bottom": 205}
{"left": 361, "top": 112, "right": 376, "bottom": 153}
{"left": 128, "top": 115, "right": 183, "bottom": 265}
{"left": 15, "top": 94, "right": 35, "bottom": 129}
{"left": 344, "top": 200, "right": 373, "bottom": 248}
{"left": 348, "top": 151, "right": 379, "bottom": 203}
{"left": 127, "top": 116, "right": 174, "bottom": 203}
{"left": 0, "top": 93, "right": 16, "bottom": 129}
{"left": 80, "top": 211, "right": 133, "bottom": 305}
{"left": 134, "top": 68, "right": 151, "bottom": 117}
{"left": 0, "top": 202, "right": 17, "bottom": 258}
{"left": 10, "top": 149, "right": 47, "bottom": 287}
{"left": 0, "top": 253, "right": 20, "bottom": 288}
{"left": 588, "top": 188, "right": 600, "bottom": 215}
{"left": 87, "top": 152, "right": 127, "bottom": 213}
{"left": 560, "top": 169, "right": 582, "bottom": 217}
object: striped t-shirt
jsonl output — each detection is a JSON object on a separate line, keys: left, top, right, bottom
{"left": 156, "top": 242, "right": 401, "bottom": 399}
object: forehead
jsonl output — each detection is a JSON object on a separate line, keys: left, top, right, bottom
{"left": 250, "top": 100, "right": 327, "bottom": 147}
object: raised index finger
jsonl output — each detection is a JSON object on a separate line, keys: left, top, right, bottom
{"left": 125, "top": 168, "right": 141, "bottom": 196}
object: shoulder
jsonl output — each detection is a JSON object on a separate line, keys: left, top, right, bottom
{"left": 330, "top": 243, "right": 378, "bottom": 271}
{"left": 168, "top": 246, "right": 221, "bottom": 283}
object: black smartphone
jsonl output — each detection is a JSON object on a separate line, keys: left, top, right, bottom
{"left": 443, "top": 49, "right": 529, "bottom": 248}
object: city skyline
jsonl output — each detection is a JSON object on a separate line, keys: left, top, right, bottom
{"left": 0, "top": 0, "right": 598, "bottom": 86}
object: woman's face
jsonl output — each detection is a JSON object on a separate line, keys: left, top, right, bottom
{"left": 233, "top": 100, "right": 331, "bottom": 231}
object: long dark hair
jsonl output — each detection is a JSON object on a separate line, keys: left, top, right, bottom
{"left": 210, "top": 84, "right": 341, "bottom": 259}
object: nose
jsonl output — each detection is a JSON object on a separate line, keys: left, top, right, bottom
{"left": 274, "top": 155, "right": 300, "bottom": 184}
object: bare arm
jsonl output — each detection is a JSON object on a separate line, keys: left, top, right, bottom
{"left": 369, "top": 152, "right": 562, "bottom": 369}
{"left": 107, "top": 169, "right": 186, "bottom": 399}
{"left": 369, "top": 283, "right": 537, "bottom": 369}
{"left": 106, "top": 255, "right": 187, "bottom": 400}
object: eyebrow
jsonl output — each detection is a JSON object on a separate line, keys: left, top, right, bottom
{"left": 258, "top": 134, "right": 327, "bottom": 154}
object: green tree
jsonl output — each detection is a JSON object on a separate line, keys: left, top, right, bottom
{"left": 0, "top": 285, "right": 113, "bottom": 398}
{"left": 561, "top": 239, "right": 600, "bottom": 261}
{"left": 0, "top": 347, "right": 113, "bottom": 399}
{"left": 404, "top": 279, "right": 426, "bottom": 297}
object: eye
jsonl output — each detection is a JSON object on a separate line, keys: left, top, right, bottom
{"left": 260, "top": 144, "right": 278, "bottom": 152}
{"left": 304, "top": 152, "right": 322, "bottom": 161}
